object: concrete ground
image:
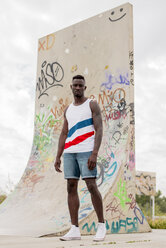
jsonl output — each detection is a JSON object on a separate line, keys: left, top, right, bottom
{"left": 0, "top": 229, "right": 165, "bottom": 248}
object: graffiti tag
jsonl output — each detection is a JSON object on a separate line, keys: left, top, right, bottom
{"left": 36, "top": 60, "right": 64, "bottom": 99}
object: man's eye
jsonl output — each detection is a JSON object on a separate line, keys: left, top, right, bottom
{"left": 73, "top": 84, "right": 84, "bottom": 87}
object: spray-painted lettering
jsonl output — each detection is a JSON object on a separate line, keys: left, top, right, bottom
{"left": 36, "top": 61, "right": 64, "bottom": 99}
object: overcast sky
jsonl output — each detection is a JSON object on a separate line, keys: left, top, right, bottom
{"left": 0, "top": 0, "right": 166, "bottom": 196}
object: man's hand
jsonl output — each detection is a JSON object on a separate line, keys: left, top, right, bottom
{"left": 54, "top": 157, "right": 62, "bottom": 173}
{"left": 87, "top": 153, "right": 97, "bottom": 170}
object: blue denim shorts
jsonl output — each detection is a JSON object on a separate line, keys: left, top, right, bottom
{"left": 63, "top": 151, "right": 97, "bottom": 180}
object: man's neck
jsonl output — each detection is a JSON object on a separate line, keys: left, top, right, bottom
{"left": 73, "top": 96, "right": 87, "bottom": 105}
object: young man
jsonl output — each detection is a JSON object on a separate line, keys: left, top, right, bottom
{"left": 54, "top": 75, "right": 106, "bottom": 241}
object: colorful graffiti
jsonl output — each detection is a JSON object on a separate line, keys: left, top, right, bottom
{"left": 106, "top": 197, "right": 125, "bottom": 220}
{"left": 21, "top": 169, "right": 44, "bottom": 192}
{"left": 114, "top": 179, "right": 131, "bottom": 208}
{"left": 80, "top": 151, "right": 118, "bottom": 204}
{"left": 101, "top": 71, "right": 129, "bottom": 90}
{"left": 82, "top": 221, "right": 97, "bottom": 233}
{"left": 38, "top": 34, "right": 55, "bottom": 52}
{"left": 0, "top": 4, "right": 150, "bottom": 237}
{"left": 34, "top": 112, "right": 60, "bottom": 152}
{"left": 71, "top": 65, "right": 78, "bottom": 72}
{"left": 51, "top": 98, "right": 69, "bottom": 119}
{"left": 78, "top": 66, "right": 138, "bottom": 234}
{"left": 34, "top": 98, "right": 69, "bottom": 153}
{"left": 82, "top": 217, "right": 138, "bottom": 234}
{"left": 111, "top": 217, "right": 138, "bottom": 233}
{"left": 98, "top": 89, "right": 126, "bottom": 123}
{"left": 126, "top": 194, "right": 136, "bottom": 210}
{"left": 134, "top": 207, "right": 145, "bottom": 224}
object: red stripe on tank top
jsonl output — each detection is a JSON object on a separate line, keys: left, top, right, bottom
{"left": 64, "top": 131, "right": 95, "bottom": 149}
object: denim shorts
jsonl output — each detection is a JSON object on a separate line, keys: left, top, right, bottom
{"left": 63, "top": 151, "right": 97, "bottom": 180}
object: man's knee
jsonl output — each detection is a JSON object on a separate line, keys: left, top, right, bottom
{"left": 85, "top": 179, "right": 97, "bottom": 194}
{"left": 67, "top": 179, "right": 78, "bottom": 194}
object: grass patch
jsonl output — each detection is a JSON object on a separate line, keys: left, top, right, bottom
{"left": 92, "top": 241, "right": 116, "bottom": 245}
{"left": 0, "top": 195, "right": 7, "bottom": 204}
{"left": 126, "top": 240, "right": 151, "bottom": 243}
{"left": 148, "top": 218, "right": 166, "bottom": 229}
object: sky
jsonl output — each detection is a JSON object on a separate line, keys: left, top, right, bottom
{"left": 0, "top": 0, "right": 166, "bottom": 196}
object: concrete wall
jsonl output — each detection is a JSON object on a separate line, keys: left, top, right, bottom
{"left": 0, "top": 3, "right": 151, "bottom": 236}
{"left": 136, "top": 171, "right": 156, "bottom": 196}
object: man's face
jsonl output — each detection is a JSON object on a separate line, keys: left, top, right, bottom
{"left": 71, "top": 79, "right": 86, "bottom": 98}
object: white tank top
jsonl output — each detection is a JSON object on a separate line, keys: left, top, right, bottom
{"left": 64, "top": 98, "right": 95, "bottom": 153}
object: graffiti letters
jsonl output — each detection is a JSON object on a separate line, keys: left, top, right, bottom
{"left": 98, "top": 89, "right": 127, "bottom": 123}
{"left": 82, "top": 221, "right": 97, "bottom": 232}
{"left": 99, "top": 88, "right": 125, "bottom": 105}
{"left": 111, "top": 217, "right": 138, "bottom": 233}
{"left": 51, "top": 98, "right": 69, "bottom": 119}
{"left": 82, "top": 218, "right": 138, "bottom": 234}
{"left": 36, "top": 60, "right": 64, "bottom": 99}
{"left": 101, "top": 72, "right": 129, "bottom": 90}
{"left": 129, "top": 51, "right": 134, "bottom": 86}
{"left": 38, "top": 34, "right": 55, "bottom": 52}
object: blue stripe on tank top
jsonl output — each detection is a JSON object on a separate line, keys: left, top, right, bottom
{"left": 67, "top": 118, "right": 93, "bottom": 138}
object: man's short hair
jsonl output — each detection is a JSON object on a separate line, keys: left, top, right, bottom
{"left": 72, "top": 75, "right": 85, "bottom": 81}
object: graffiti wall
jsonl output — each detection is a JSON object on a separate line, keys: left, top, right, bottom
{"left": 0, "top": 3, "right": 151, "bottom": 236}
{"left": 136, "top": 171, "right": 156, "bottom": 196}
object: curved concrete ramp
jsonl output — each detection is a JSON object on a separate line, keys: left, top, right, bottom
{"left": 0, "top": 3, "right": 151, "bottom": 237}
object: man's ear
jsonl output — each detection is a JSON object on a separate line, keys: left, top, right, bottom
{"left": 70, "top": 84, "right": 72, "bottom": 89}
{"left": 84, "top": 85, "right": 87, "bottom": 90}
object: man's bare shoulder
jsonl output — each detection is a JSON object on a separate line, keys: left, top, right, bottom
{"left": 89, "top": 99, "right": 100, "bottom": 111}
{"left": 64, "top": 105, "right": 69, "bottom": 117}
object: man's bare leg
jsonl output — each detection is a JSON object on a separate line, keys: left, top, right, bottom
{"left": 60, "top": 179, "right": 81, "bottom": 241}
{"left": 84, "top": 178, "right": 104, "bottom": 223}
{"left": 67, "top": 179, "right": 79, "bottom": 226}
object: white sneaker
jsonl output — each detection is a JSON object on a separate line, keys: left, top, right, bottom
{"left": 60, "top": 225, "right": 81, "bottom": 241}
{"left": 93, "top": 222, "right": 106, "bottom": 242}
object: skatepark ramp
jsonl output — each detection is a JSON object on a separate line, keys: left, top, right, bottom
{"left": 0, "top": 3, "right": 151, "bottom": 237}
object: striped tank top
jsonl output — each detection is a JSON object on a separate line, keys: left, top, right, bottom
{"left": 64, "top": 98, "right": 95, "bottom": 153}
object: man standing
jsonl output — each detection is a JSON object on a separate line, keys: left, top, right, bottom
{"left": 54, "top": 75, "right": 106, "bottom": 241}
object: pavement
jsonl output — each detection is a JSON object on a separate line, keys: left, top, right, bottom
{"left": 0, "top": 229, "right": 165, "bottom": 248}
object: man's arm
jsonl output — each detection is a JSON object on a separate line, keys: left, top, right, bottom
{"left": 88, "top": 100, "right": 103, "bottom": 170}
{"left": 54, "top": 108, "right": 68, "bottom": 172}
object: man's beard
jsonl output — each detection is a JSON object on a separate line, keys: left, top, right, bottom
{"left": 73, "top": 91, "right": 83, "bottom": 98}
